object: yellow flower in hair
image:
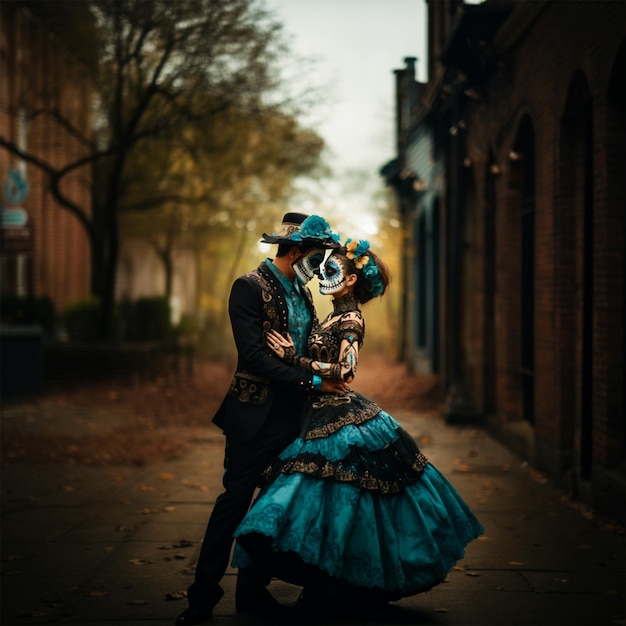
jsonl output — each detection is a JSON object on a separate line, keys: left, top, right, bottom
{"left": 354, "top": 255, "right": 369, "bottom": 269}
{"left": 346, "top": 240, "right": 358, "bottom": 259}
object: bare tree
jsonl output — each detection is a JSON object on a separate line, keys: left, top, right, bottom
{"left": 1, "top": 0, "right": 300, "bottom": 338}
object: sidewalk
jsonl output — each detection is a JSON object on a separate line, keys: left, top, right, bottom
{"left": 1, "top": 402, "right": 624, "bottom": 626}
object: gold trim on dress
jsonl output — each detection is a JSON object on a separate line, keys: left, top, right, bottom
{"left": 264, "top": 452, "right": 430, "bottom": 494}
{"left": 305, "top": 395, "right": 381, "bottom": 438}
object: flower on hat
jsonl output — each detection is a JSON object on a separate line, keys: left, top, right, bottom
{"left": 292, "top": 215, "right": 340, "bottom": 244}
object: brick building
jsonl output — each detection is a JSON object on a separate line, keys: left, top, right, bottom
{"left": 387, "top": 0, "right": 625, "bottom": 521}
{"left": 0, "top": 1, "right": 94, "bottom": 315}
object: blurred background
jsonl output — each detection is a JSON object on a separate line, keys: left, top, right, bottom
{"left": 0, "top": 0, "right": 417, "bottom": 361}
{"left": 0, "top": 0, "right": 624, "bottom": 522}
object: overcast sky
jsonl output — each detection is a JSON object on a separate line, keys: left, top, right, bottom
{"left": 263, "top": 0, "right": 428, "bottom": 235}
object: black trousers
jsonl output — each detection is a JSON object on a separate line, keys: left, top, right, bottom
{"left": 186, "top": 399, "right": 301, "bottom": 611}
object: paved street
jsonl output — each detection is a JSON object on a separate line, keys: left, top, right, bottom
{"left": 1, "top": 397, "right": 624, "bottom": 626}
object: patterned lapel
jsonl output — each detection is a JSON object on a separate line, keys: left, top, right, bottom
{"left": 256, "top": 263, "right": 289, "bottom": 332}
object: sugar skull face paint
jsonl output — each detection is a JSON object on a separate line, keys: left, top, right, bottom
{"left": 319, "top": 251, "right": 349, "bottom": 295}
{"left": 293, "top": 247, "right": 326, "bottom": 284}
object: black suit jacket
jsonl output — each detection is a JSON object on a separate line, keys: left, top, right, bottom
{"left": 212, "top": 262, "right": 317, "bottom": 443}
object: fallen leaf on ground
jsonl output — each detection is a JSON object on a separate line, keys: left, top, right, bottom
{"left": 116, "top": 524, "right": 138, "bottom": 532}
{"left": 43, "top": 601, "right": 64, "bottom": 609}
{"left": 165, "top": 591, "right": 187, "bottom": 601}
{"left": 181, "top": 480, "right": 209, "bottom": 492}
{"left": 530, "top": 470, "right": 548, "bottom": 484}
{"left": 85, "top": 590, "right": 109, "bottom": 597}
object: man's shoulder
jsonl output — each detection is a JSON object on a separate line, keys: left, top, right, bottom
{"left": 234, "top": 264, "right": 273, "bottom": 291}
{"left": 239, "top": 263, "right": 268, "bottom": 280}
{"left": 238, "top": 269, "right": 260, "bottom": 282}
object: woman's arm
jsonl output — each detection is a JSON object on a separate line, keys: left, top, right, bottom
{"left": 266, "top": 312, "right": 363, "bottom": 383}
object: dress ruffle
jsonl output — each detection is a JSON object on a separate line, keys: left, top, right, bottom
{"left": 263, "top": 407, "right": 428, "bottom": 493}
{"left": 279, "top": 407, "right": 410, "bottom": 459}
{"left": 233, "top": 395, "right": 484, "bottom": 597}
{"left": 233, "top": 463, "right": 483, "bottom": 597}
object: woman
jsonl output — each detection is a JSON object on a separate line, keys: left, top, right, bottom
{"left": 232, "top": 239, "right": 484, "bottom": 608}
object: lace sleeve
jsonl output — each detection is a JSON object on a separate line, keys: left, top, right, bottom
{"left": 285, "top": 311, "right": 364, "bottom": 382}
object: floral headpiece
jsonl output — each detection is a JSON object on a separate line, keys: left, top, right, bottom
{"left": 344, "top": 238, "right": 385, "bottom": 298}
{"left": 291, "top": 215, "right": 341, "bottom": 247}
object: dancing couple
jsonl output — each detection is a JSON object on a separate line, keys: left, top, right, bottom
{"left": 176, "top": 213, "right": 483, "bottom": 625}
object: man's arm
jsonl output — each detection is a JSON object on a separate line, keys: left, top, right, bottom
{"left": 228, "top": 276, "right": 318, "bottom": 389}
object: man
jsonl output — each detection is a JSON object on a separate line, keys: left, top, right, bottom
{"left": 176, "top": 213, "right": 344, "bottom": 625}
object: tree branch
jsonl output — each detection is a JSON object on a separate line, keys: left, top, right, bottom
{"left": 28, "top": 108, "right": 94, "bottom": 149}
{"left": 0, "top": 136, "right": 94, "bottom": 239}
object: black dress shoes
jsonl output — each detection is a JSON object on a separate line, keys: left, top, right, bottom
{"left": 175, "top": 607, "right": 212, "bottom": 625}
{"left": 176, "top": 585, "right": 224, "bottom": 624}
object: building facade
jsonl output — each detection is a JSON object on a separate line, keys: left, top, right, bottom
{"left": 0, "top": 2, "right": 94, "bottom": 315}
{"left": 389, "top": 0, "right": 625, "bottom": 521}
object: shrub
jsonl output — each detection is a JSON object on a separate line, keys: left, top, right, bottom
{"left": 124, "top": 296, "right": 172, "bottom": 342}
{"left": 174, "top": 313, "right": 199, "bottom": 339}
{"left": 63, "top": 297, "right": 102, "bottom": 341}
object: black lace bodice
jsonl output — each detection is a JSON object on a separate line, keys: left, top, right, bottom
{"left": 307, "top": 293, "right": 364, "bottom": 363}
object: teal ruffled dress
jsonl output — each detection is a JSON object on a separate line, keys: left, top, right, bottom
{"left": 232, "top": 294, "right": 484, "bottom": 600}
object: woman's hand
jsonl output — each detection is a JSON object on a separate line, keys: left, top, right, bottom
{"left": 266, "top": 330, "right": 296, "bottom": 360}
{"left": 266, "top": 331, "right": 346, "bottom": 392}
